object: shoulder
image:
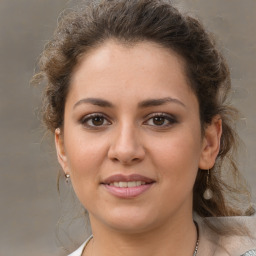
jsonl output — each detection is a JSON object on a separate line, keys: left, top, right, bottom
{"left": 240, "top": 250, "right": 256, "bottom": 256}
{"left": 68, "top": 236, "right": 93, "bottom": 256}
{"left": 219, "top": 215, "right": 256, "bottom": 255}
{"left": 197, "top": 214, "right": 256, "bottom": 256}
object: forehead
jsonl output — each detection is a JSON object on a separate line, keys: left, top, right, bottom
{"left": 68, "top": 40, "right": 196, "bottom": 107}
{"left": 73, "top": 40, "right": 188, "bottom": 82}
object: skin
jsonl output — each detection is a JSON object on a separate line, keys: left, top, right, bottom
{"left": 55, "top": 40, "right": 222, "bottom": 256}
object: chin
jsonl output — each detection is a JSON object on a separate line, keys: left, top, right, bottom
{"left": 100, "top": 207, "right": 161, "bottom": 234}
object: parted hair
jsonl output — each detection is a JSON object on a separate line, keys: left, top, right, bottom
{"left": 33, "top": 0, "right": 254, "bottom": 235}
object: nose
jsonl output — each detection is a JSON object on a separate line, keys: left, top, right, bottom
{"left": 107, "top": 124, "right": 145, "bottom": 165}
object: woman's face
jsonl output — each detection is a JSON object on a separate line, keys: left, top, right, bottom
{"left": 56, "top": 40, "right": 219, "bottom": 233}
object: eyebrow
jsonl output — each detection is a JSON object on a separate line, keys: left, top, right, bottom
{"left": 73, "top": 98, "right": 114, "bottom": 109}
{"left": 73, "top": 96, "right": 186, "bottom": 110}
{"left": 138, "top": 97, "right": 186, "bottom": 108}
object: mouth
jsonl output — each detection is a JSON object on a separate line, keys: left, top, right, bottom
{"left": 108, "top": 181, "right": 148, "bottom": 187}
{"left": 101, "top": 174, "right": 155, "bottom": 198}
{"left": 101, "top": 173, "right": 155, "bottom": 184}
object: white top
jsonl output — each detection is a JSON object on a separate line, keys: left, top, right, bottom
{"left": 68, "top": 236, "right": 93, "bottom": 256}
{"left": 68, "top": 215, "right": 256, "bottom": 256}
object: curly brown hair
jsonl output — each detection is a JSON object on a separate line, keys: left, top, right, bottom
{"left": 32, "top": 0, "right": 254, "bottom": 235}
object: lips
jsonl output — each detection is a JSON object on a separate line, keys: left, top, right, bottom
{"left": 109, "top": 181, "right": 146, "bottom": 188}
{"left": 101, "top": 174, "right": 155, "bottom": 185}
{"left": 101, "top": 174, "right": 155, "bottom": 198}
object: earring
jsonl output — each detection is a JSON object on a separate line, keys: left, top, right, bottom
{"left": 203, "top": 169, "right": 213, "bottom": 200}
{"left": 65, "top": 173, "right": 70, "bottom": 184}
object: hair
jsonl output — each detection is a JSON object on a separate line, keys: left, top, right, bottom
{"left": 32, "top": 0, "right": 254, "bottom": 236}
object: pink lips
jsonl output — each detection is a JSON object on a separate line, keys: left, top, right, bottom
{"left": 102, "top": 174, "right": 155, "bottom": 184}
{"left": 101, "top": 174, "right": 155, "bottom": 199}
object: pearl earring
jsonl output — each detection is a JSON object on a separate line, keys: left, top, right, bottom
{"left": 65, "top": 173, "right": 70, "bottom": 184}
{"left": 203, "top": 169, "right": 213, "bottom": 200}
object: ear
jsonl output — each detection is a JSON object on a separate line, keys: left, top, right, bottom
{"left": 55, "top": 128, "right": 69, "bottom": 173}
{"left": 199, "top": 115, "right": 222, "bottom": 170}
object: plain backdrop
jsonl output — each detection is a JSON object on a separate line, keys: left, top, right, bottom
{"left": 0, "top": 0, "right": 255, "bottom": 255}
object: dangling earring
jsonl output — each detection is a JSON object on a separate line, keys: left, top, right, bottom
{"left": 65, "top": 173, "right": 70, "bottom": 184}
{"left": 203, "top": 169, "right": 213, "bottom": 200}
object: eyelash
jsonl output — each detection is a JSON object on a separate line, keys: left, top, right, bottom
{"left": 144, "top": 113, "right": 177, "bottom": 127}
{"left": 80, "top": 113, "right": 111, "bottom": 129}
{"left": 80, "top": 112, "right": 177, "bottom": 129}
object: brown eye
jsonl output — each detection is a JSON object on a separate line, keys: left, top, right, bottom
{"left": 153, "top": 116, "right": 165, "bottom": 126}
{"left": 145, "top": 113, "right": 177, "bottom": 127}
{"left": 81, "top": 114, "right": 111, "bottom": 128}
{"left": 91, "top": 116, "right": 105, "bottom": 126}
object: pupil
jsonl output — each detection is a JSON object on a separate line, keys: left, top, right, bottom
{"left": 153, "top": 117, "right": 164, "bottom": 125}
{"left": 92, "top": 117, "right": 104, "bottom": 126}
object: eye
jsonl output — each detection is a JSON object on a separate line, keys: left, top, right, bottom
{"left": 144, "top": 113, "right": 177, "bottom": 127}
{"left": 80, "top": 113, "right": 111, "bottom": 128}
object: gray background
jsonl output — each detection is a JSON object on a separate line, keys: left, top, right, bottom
{"left": 0, "top": 0, "right": 255, "bottom": 255}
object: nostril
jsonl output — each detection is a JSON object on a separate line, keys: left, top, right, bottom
{"left": 121, "top": 157, "right": 141, "bottom": 165}
{"left": 107, "top": 141, "right": 146, "bottom": 164}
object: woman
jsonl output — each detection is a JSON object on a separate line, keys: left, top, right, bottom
{"left": 33, "top": 0, "right": 256, "bottom": 255}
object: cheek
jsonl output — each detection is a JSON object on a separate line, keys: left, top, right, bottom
{"left": 149, "top": 129, "right": 202, "bottom": 186}
{"left": 64, "top": 136, "right": 108, "bottom": 209}
{"left": 64, "top": 133, "right": 108, "bottom": 190}
{"left": 65, "top": 131, "right": 105, "bottom": 168}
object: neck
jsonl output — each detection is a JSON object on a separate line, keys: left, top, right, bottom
{"left": 85, "top": 214, "right": 197, "bottom": 256}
